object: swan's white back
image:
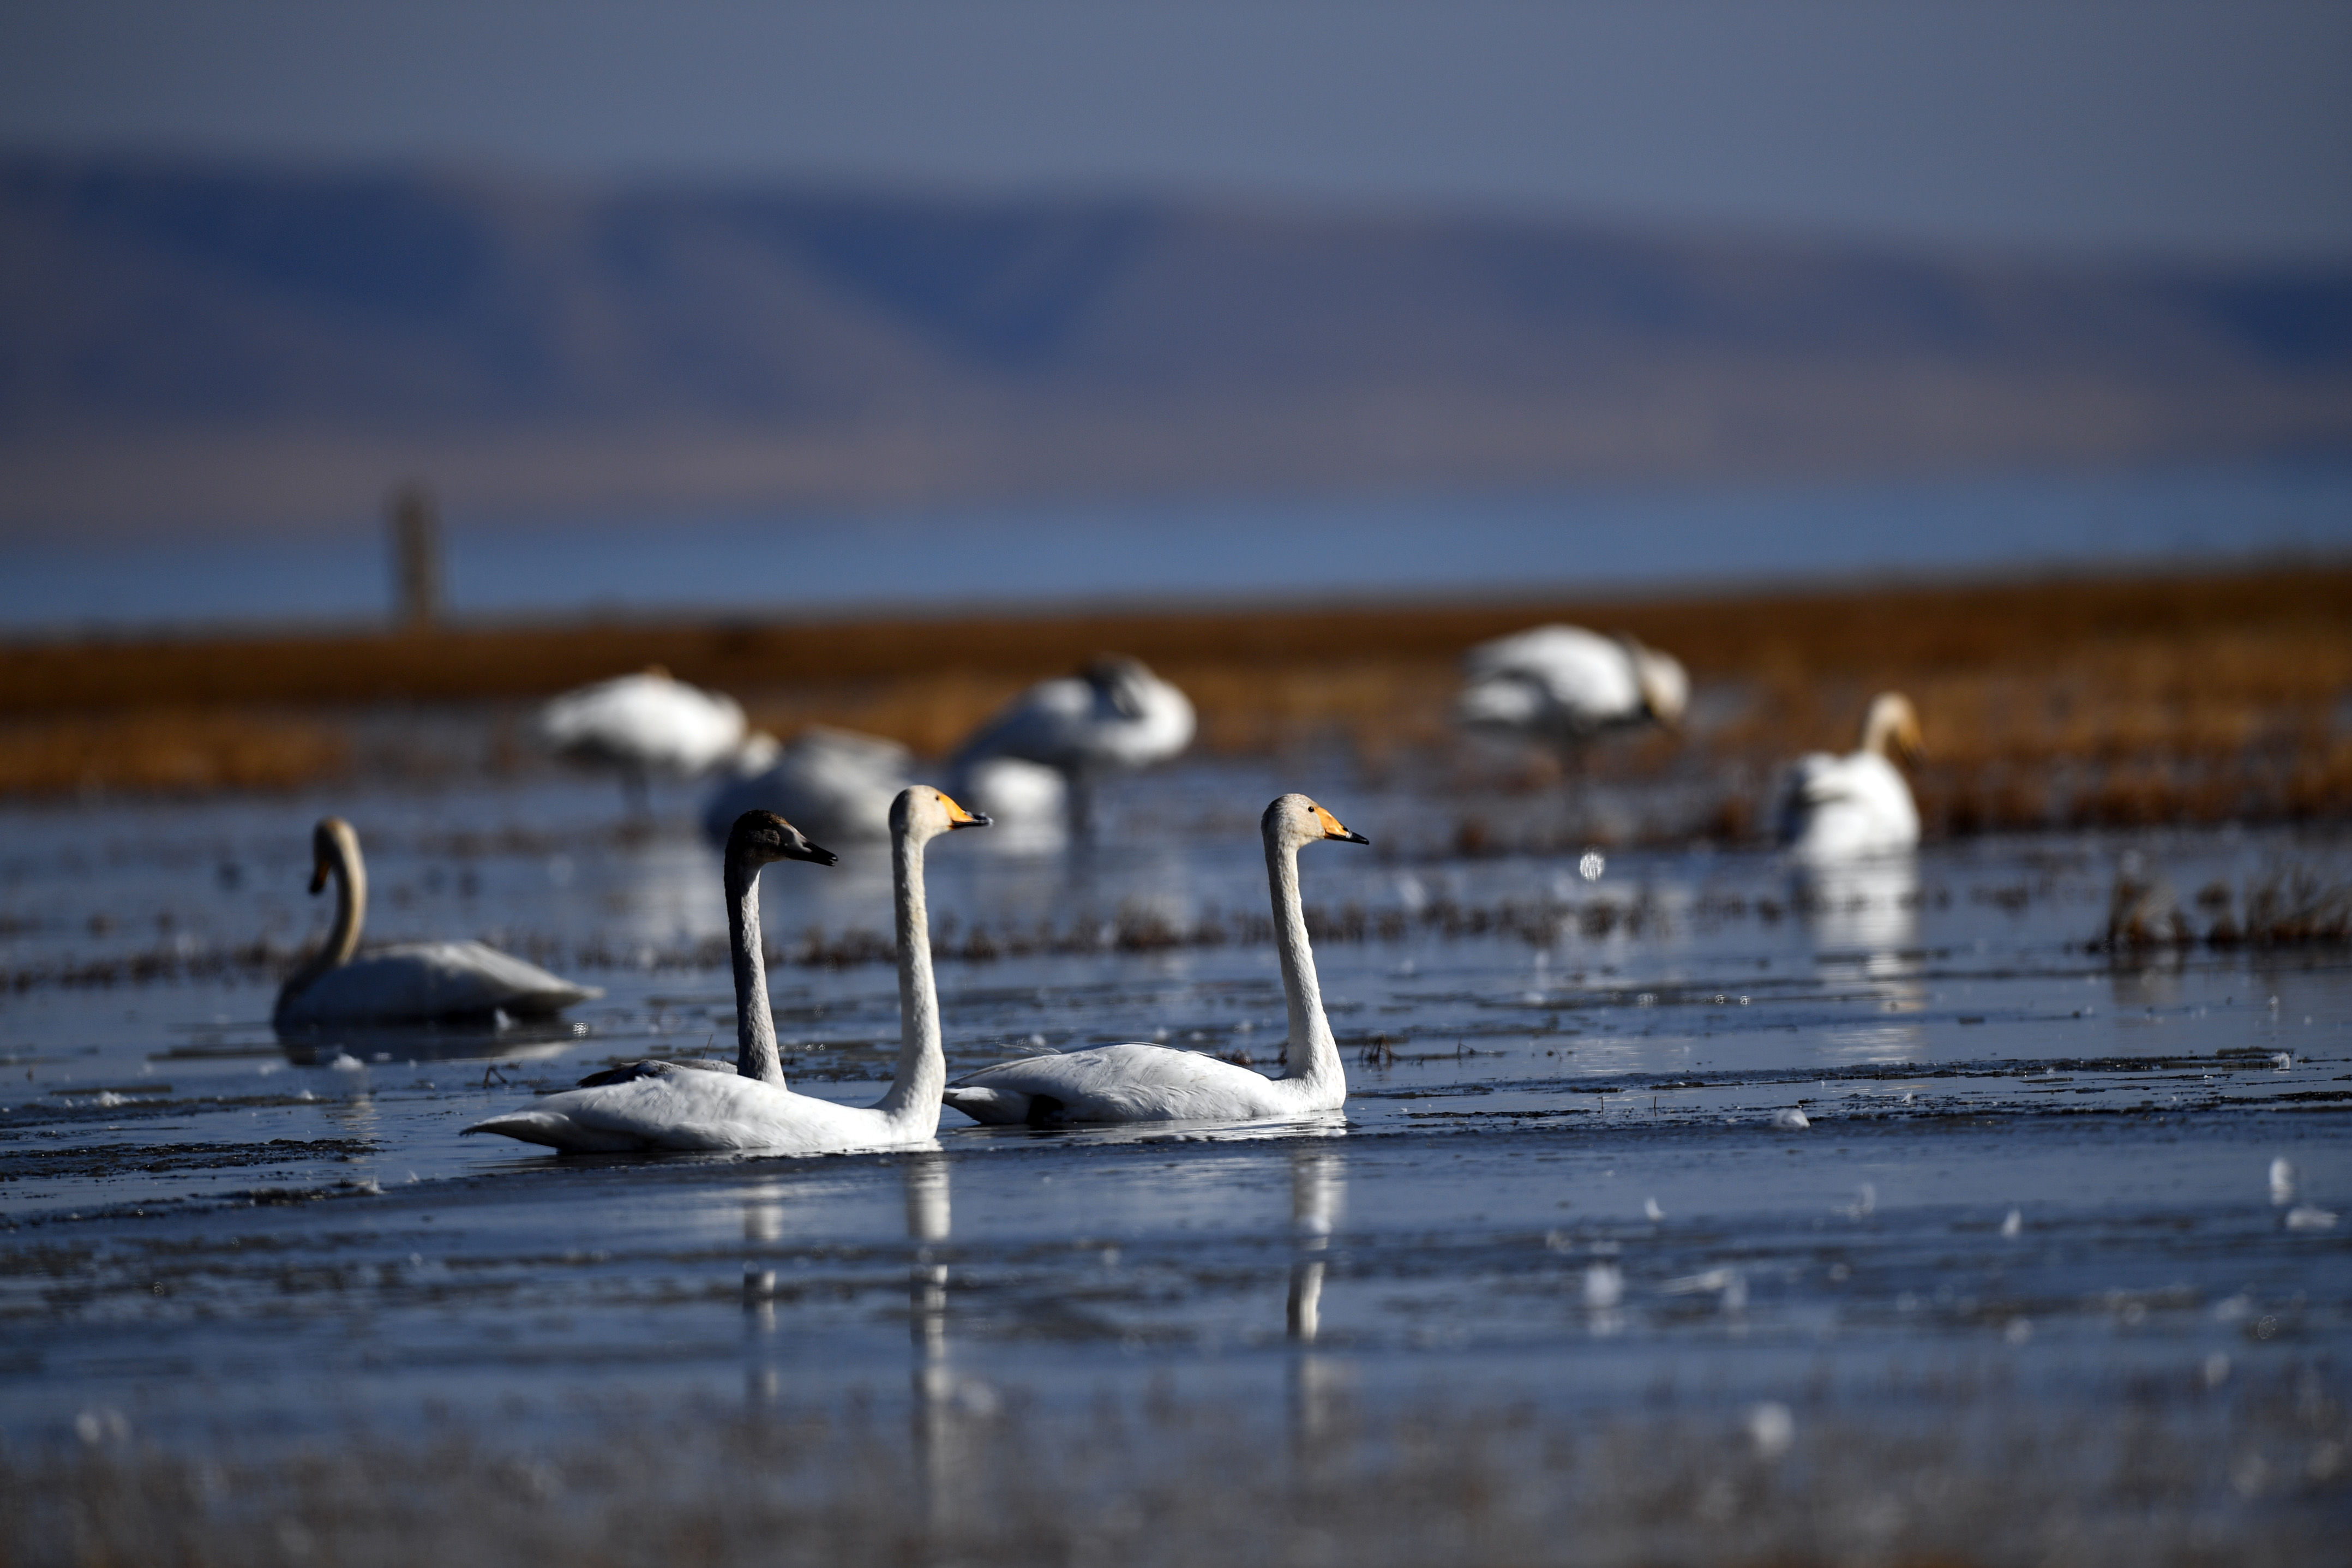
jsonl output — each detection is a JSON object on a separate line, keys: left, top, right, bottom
{"left": 464, "top": 1064, "right": 928, "bottom": 1155}
{"left": 536, "top": 670, "right": 746, "bottom": 775}
{"left": 943, "top": 1040, "right": 1329, "bottom": 1126}
{"left": 957, "top": 665, "right": 1194, "bottom": 774}
{"left": 1777, "top": 751, "right": 1919, "bottom": 858}
{"left": 701, "top": 726, "right": 913, "bottom": 844}
{"left": 1456, "top": 624, "right": 1683, "bottom": 741}
{"left": 276, "top": 941, "right": 598, "bottom": 1027}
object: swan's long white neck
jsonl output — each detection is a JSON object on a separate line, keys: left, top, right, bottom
{"left": 282, "top": 828, "right": 365, "bottom": 1001}
{"left": 1268, "top": 832, "right": 1340, "bottom": 1095}
{"left": 726, "top": 857, "right": 786, "bottom": 1087}
{"left": 877, "top": 826, "right": 945, "bottom": 1124}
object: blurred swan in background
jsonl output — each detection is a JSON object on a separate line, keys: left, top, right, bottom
{"left": 1776, "top": 692, "right": 1925, "bottom": 858}
{"left": 465, "top": 791, "right": 987, "bottom": 1154}
{"left": 951, "top": 654, "right": 1193, "bottom": 837}
{"left": 535, "top": 666, "right": 748, "bottom": 812}
{"left": 273, "top": 817, "right": 601, "bottom": 1030}
{"left": 947, "top": 755, "right": 1069, "bottom": 850}
{"left": 940, "top": 794, "right": 1364, "bottom": 1126}
{"left": 1455, "top": 625, "right": 1688, "bottom": 753}
{"left": 701, "top": 725, "right": 913, "bottom": 846}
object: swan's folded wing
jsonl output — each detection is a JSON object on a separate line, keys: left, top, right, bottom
{"left": 1783, "top": 754, "right": 1861, "bottom": 806}
{"left": 465, "top": 1073, "right": 785, "bottom": 1152}
{"left": 946, "top": 1042, "right": 1291, "bottom": 1123}
{"left": 953, "top": 677, "right": 1093, "bottom": 767}
{"left": 371, "top": 941, "right": 603, "bottom": 1017}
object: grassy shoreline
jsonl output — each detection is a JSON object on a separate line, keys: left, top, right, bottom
{"left": 1, "top": 564, "right": 2347, "bottom": 834}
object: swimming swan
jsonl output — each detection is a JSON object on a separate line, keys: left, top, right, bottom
{"left": 951, "top": 655, "right": 1194, "bottom": 835}
{"left": 272, "top": 818, "right": 602, "bottom": 1030}
{"left": 940, "top": 794, "right": 1366, "bottom": 1126}
{"left": 1455, "top": 624, "right": 1687, "bottom": 753}
{"left": 1775, "top": 692, "right": 1925, "bottom": 858}
{"left": 464, "top": 790, "right": 988, "bottom": 1154}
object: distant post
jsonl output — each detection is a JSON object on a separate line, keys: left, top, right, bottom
{"left": 389, "top": 483, "right": 442, "bottom": 630}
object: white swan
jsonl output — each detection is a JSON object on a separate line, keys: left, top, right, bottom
{"left": 952, "top": 655, "right": 1193, "bottom": 835}
{"left": 947, "top": 755, "right": 1069, "bottom": 848}
{"left": 536, "top": 666, "right": 748, "bottom": 810}
{"left": 940, "top": 794, "right": 1366, "bottom": 1126}
{"left": 700, "top": 725, "right": 914, "bottom": 846}
{"left": 1455, "top": 625, "right": 1688, "bottom": 751}
{"left": 464, "top": 790, "right": 989, "bottom": 1154}
{"left": 273, "top": 818, "right": 602, "bottom": 1030}
{"left": 1775, "top": 692, "right": 1925, "bottom": 858}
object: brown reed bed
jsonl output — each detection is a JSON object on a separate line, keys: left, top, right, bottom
{"left": 0, "top": 709, "right": 350, "bottom": 797}
{"left": 5, "top": 1364, "right": 2343, "bottom": 1568}
{"left": 2100, "top": 862, "right": 2352, "bottom": 952}
{"left": 0, "top": 564, "right": 2346, "bottom": 834}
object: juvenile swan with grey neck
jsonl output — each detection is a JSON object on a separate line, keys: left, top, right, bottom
{"left": 464, "top": 793, "right": 988, "bottom": 1154}
{"left": 940, "top": 794, "right": 1366, "bottom": 1126}
{"left": 272, "top": 817, "right": 601, "bottom": 1030}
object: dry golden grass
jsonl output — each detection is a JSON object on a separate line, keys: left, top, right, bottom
{"left": 0, "top": 709, "right": 349, "bottom": 797}
{"left": 1, "top": 564, "right": 2346, "bottom": 828}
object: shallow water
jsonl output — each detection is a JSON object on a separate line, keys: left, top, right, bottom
{"left": 2, "top": 760, "right": 2347, "bottom": 1467}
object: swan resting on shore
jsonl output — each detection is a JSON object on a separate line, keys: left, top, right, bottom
{"left": 1776, "top": 692, "right": 1925, "bottom": 858}
{"left": 464, "top": 791, "right": 988, "bottom": 1154}
{"left": 1455, "top": 625, "right": 1687, "bottom": 752}
{"left": 940, "top": 794, "right": 1366, "bottom": 1126}
{"left": 273, "top": 818, "right": 601, "bottom": 1030}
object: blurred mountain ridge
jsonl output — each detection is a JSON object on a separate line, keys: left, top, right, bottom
{"left": 4, "top": 153, "right": 2350, "bottom": 534}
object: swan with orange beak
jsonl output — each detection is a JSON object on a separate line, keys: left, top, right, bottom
{"left": 467, "top": 789, "right": 989, "bottom": 1154}
{"left": 942, "top": 794, "right": 1368, "bottom": 1126}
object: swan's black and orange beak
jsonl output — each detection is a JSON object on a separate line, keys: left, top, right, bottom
{"left": 940, "top": 791, "right": 992, "bottom": 830}
{"left": 307, "top": 855, "right": 331, "bottom": 896}
{"left": 790, "top": 839, "right": 840, "bottom": 867}
{"left": 1313, "top": 803, "right": 1370, "bottom": 845}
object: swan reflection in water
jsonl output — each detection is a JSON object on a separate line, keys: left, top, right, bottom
{"left": 1288, "top": 1143, "right": 1352, "bottom": 1452}
{"left": 902, "top": 1152, "right": 997, "bottom": 1535}
{"left": 1793, "top": 854, "right": 1928, "bottom": 1064}
{"left": 278, "top": 1017, "right": 586, "bottom": 1068}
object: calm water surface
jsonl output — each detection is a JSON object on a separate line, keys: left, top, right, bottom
{"left": 2, "top": 759, "right": 2346, "bottom": 1455}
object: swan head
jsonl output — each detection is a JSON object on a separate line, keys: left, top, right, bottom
{"left": 725, "top": 809, "right": 838, "bottom": 869}
{"left": 1859, "top": 692, "right": 1926, "bottom": 765}
{"left": 1264, "top": 793, "right": 1370, "bottom": 852}
{"left": 1082, "top": 654, "right": 1154, "bottom": 719}
{"left": 307, "top": 817, "right": 360, "bottom": 894}
{"left": 891, "top": 786, "right": 992, "bottom": 843}
{"left": 1624, "top": 638, "right": 1689, "bottom": 728}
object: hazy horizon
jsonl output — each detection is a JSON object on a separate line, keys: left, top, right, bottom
{"left": 3, "top": 3, "right": 2348, "bottom": 262}
{"left": 5, "top": 457, "right": 2346, "bottom": 635}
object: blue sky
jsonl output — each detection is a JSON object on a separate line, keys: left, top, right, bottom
{"left": 2, "top": 2, "right": 2347, "bottom": 258}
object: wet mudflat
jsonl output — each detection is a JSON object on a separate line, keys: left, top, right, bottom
{"left": 2, "top": 761, "right": 2347, "bottom": 1562}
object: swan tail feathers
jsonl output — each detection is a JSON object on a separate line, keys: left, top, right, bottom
{"left": 939, "top": 1086, "right": 1034, "bottom": 1126}
{"left": 462, "top": 1111, "right": 647, "bottom": 1154}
